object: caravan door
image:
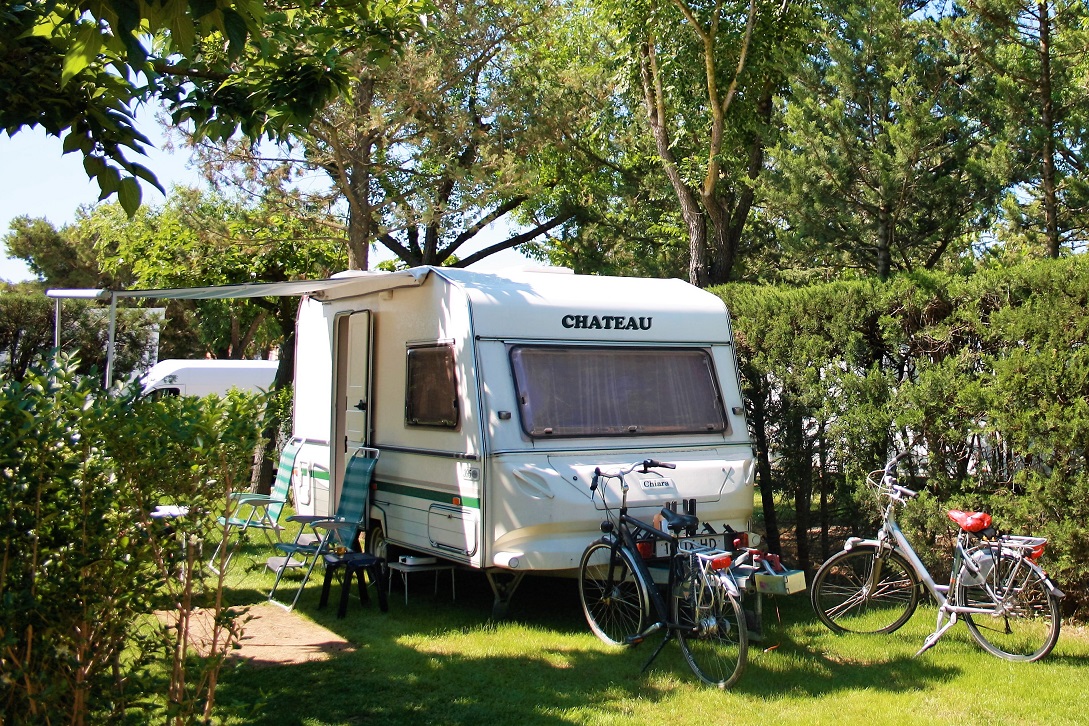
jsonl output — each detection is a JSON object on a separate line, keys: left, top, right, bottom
{"left": 334, "top": 310, "right": 373, "bottom": 500}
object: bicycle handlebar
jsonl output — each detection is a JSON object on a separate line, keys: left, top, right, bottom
{"left": 891, "top": 484, "right": 918, "bottom": 500}
{"left": 589, "top": 460, "right": 677, "bottom": 493}
{"left": 641, "top": 459, "right": 676, "bottom": 472}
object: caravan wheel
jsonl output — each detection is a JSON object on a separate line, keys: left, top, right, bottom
{"left": 366, "top": 522, "right": 409, "bottom": 567}
{"left": 365, "top": 523, "right": 388, "bottom": 561}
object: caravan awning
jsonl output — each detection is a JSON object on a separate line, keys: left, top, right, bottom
{"left": 46, "top": 267, "right": 432, "bottom": 302}
{"left": 45, "top": 267, "right": 434, "bottom": 385}
{"left": 51, "top": 277, "right": 358, "bottom": 302}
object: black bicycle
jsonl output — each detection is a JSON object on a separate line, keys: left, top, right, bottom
{"left": 577, "top": 460, "right": 748, "bottom": 688}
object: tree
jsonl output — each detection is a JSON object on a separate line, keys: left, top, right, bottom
{"left": 90, "top": 187, "right": 346, "bottom": 358}
{"left": 600, "top": 0, "right": 810, "bottom": 286}
{"left": 0, "top": 286, "right": 155, "bottom": 381}
{"left": 764, "top": 0, "right": 1008, "bottom": 280}
{"left": 90, "top": 185, "right": 347, "bottom": 490}
{"left": 960, "top": 0, "right": 1089, "bottom": 258}
{"left": 1, "top": 0, "right": 428, "bottom": 213}
{"left": 183, "top": 0, "right": 586, "bottom": 271}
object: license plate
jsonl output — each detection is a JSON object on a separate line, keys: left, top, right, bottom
{"left": 655, "top": 533, "right": 728, "bottom": 558}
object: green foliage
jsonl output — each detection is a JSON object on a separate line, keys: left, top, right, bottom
{"left": 0, "top": 0, "right": 263, "bottom": 212}
{"left": 1, "top": 0, "right": 428, "bottom": 214}
{"left": 0, "top": 290, "right": 156, "bottom": 381}
{"left": 764, "top": 0, "right": 1008, "bottom": 281}
{"left": 960, "top": 0, "right": 1089, "bottom": 258}
{"left": 718, "top": 256, "right": 1089, "bottom": 608}
{"left": 0, "top": 358, "right": 263, "bottom": 723}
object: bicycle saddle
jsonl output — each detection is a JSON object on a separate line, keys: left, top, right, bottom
{"left": 659, "top": 507, "right": 698, "bottom": 533}
{"left": 947, "top": 509, "right": 993, "bottom": 533}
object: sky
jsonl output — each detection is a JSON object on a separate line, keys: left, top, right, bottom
{"left": 0, "top": 108, "right": 200, "bottom": 283}
{"left": 0, "top": 107, "right": 530, "bottom": 284}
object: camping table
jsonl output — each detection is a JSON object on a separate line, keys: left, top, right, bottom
{"left": 387, "top": 561, "right": 456, "bottom": 605}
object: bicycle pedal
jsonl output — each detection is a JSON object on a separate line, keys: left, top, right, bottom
{"left": 624, "top": 634, "right": 645, "bottom": 646}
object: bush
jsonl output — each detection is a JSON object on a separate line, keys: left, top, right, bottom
{"left": 0, "top": 357, "right": 263, "bottom": 724}
{"left": 717, "top": 256, "right": 1089, "bottom": 613}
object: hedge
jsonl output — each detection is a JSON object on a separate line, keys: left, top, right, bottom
{"left": 716, "top": 256, "right": 1089, "bottom": 615}
{"left": 0, "top": 358, "right": 263, "bottom": 724}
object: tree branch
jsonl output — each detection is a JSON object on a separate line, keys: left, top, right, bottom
{"left": 453, "top": 211, "right": 576, "bottom": 267}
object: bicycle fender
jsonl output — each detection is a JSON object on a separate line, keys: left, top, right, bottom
{"left": 1029, "top": 562, "right": 1066, "bottom": 599}
{"left": 842, "top": 536, "right": 881, "bottom": 552}
{"left": 720, "top": 573, "right": 741, "bottom": 598}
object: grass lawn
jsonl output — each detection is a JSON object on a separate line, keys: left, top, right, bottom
{"left": 212, "top": 533, "right": 1088, "bottom": 726}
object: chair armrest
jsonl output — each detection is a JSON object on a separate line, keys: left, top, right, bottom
{"left": 310, "top": 518, "right": 358, "bottom": 532}
{"left": 233, "top": 494, "right": 286, "bottom": 507}
{"left": 286, "top": 515, "right": 325, "bottom": 525}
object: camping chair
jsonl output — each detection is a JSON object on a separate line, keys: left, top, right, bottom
{"left": 209, "top": 439, "right": 304, "bottom": 575}
{"left": 267, "top": 447, "right": 379, "bottom": 611}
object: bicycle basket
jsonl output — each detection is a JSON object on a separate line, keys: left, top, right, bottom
{"left": 865, "top": 469, "right": 892, "bottom": 501}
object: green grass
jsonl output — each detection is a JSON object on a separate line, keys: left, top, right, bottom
{"left": 213, "top": 531, "right": 1089, "bottom": 726}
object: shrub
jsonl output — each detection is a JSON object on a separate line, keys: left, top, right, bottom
{"left": 0, "top": 357, "right": 262, "bottom": 724}
{"left": 717, "top": 256, "right": 1089, "bottom": 613}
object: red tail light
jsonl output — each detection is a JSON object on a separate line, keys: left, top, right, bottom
{"left": 636, "top": 541, "right": 654, "bottom": 559}
{"left": 732, "top": 532, "right": 749, "bottom": 549}
{"left": 1030, "top": 543, "right": 1046, "bottom": 561}
{"left": 710, "top": 555, "right": 732, "bottom": 570}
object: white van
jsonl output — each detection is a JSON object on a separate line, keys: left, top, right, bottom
{"left": 140, "top": 359, "right": 278, "bottom": 398}
{"left": 283, "top": 266, "right": 756, "bottom": 612}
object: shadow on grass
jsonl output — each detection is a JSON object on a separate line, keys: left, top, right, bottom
{"left": 212, "top": 570, "right": 969, "bottom": 724}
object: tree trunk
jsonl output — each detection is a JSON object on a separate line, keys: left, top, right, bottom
{"left": 876, "top": 204, "right": 893, "bottom": 280}
{"left": 787, "top": 405, "right": 812, "bottom": 575}
{"left": 748, "top": 374, "right": 781, "bottom": 555}
{"left": 1038, "top": 1, "right": 1060, "bottom": 258}
{"left": 250, "top": 298, "right": 297, "bottom": 495}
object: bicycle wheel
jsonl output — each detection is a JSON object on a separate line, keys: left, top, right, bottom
{"left": 957, "top": 552, "right": 1061, "bottom": 662}
{"left": 579, "top": 540, "right": 650, "bottom": 646}
{"left": 811, "top": 546, "right": 920, "bottom": 634}
{"left": 672, "top": 570, "right": 747, "bottom": 688}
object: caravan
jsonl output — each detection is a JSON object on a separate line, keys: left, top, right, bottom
{"left": 284, "top": 266, "right": 756, "bottom": 612}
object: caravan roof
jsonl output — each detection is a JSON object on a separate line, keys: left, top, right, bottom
{"left": 314, "top": 266, "right": 733, "bottom": 343}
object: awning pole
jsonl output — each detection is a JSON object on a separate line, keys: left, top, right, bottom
{"left": 53, "top": 298, "right": 61, "bottom": 350}
{"left": 105, "top": 292, "right": 117, "bottom": 388}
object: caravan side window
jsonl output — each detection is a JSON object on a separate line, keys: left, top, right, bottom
{"left": 405, "top": 344, "right": 459, "bottom": 428}
{"left": 509, "top": 345, "right": 727, "bottom": 438}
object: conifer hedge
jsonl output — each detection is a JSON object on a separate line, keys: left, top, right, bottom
{"left": 716, "top": 256, "right": 1089, "bottom": 614}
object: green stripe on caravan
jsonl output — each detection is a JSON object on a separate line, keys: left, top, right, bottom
{"left": 376, "top": 481, "right": 480, "bottom": 509}
{"left": 289, "top": 467, "right": 330, "bottom": 481}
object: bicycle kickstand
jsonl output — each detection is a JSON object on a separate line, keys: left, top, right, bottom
{"left": 637, "top": 628, "right": 673, "bottom": 674}
{"left": 915, "top": 613, "right": 957, "bottom": 658}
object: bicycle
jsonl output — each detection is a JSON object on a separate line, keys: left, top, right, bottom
{"left": 811, "top": 451, "right": 1064, "bottom": 661}
{"left": 577, "top": 459, "right": 748, "bottom": 688}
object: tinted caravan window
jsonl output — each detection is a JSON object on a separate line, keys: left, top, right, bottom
{"left": 509, "top": 346, "right": 726, "bottom": 437}
{"left": 405, "top": 344, "right": 459, "bottom": 428}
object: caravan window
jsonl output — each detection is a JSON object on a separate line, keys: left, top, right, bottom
{"left": 509, "top": 346, "right": 727, "bottom": 438}
{"left": 405, "top": 344, "right": 459, "bottom": 428}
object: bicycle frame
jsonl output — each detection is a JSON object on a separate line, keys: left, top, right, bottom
{"left": 841, "top": 467, "right": 1062, "bottom": 654}
{"left": 595, "top": 468, "right": 739, "bottom": 647}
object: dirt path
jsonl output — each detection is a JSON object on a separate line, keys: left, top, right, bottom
{"left": 169, "top": 603, "right": 355, "bottom": 668}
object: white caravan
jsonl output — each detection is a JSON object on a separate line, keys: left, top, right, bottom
{"left": 284, "top": 266, "right": 756, "bottom": 612}
{"left": 141, "top": 359, "right": 278, "bottom": 398}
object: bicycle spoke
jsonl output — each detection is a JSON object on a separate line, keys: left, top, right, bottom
{"left": 673, "top": 568, "right": 747, "bottom": 689}
{"left": 958, "top": 553, "right": 1060, "bottom": 661}
{"left": 811, "top": 547, "right": 920, "bottom": 634}
{"left": 579, "top": 541, "right": 649, "bottom": 647}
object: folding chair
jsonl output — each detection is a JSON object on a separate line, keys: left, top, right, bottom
{"left": 267, "top": 447, "right": 379, "bottom": 610}
{"left": 209, "top": 439, "right": 303, "bottom": 574}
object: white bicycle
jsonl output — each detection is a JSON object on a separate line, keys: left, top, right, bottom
{"left": 811, "top": 452, "right": 1064, "bottom": 662}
